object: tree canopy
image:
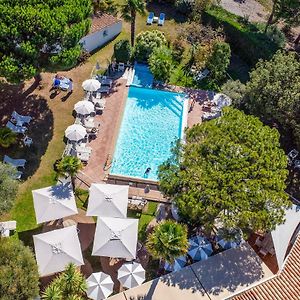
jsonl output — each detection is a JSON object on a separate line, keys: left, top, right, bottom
{"left": 0, "top": 0, "right": 92, "bottom": 82}
{"left": 0, "top": 162, "right": 19, "bottom": 215}
{"left": 158, "top": 107, "right": 289, "bottom": 234}
{"left": 114, "top": 39, "right": 132, "bottom": 63}
{"left": 0, "top": 238, "right": 39, "bottom": 300}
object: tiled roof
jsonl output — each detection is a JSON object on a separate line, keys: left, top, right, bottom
{"left": 90, "top": 13, "right": 121, "bottom": 34}
{"left": 231, "top": 236, "right": 300, "bottom": 300}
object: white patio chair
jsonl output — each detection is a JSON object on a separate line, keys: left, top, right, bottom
{"left": 23, "top": 136, "right": 33, "bottom": 147}
{"left": 3, "top": 155, "right": 27, "bottom": 168}
{"left": 0, "top": 220, "right": 17, "bottom": 237}
{"left": 11, "top": 111, "right": 32, "bottom": 125}
{"left": 6, "top": 121, "right": 27, "bottom": 134}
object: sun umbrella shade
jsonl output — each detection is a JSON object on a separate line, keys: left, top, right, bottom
{"left": 92, "top": 217, "right": 138, "bottom": 259}
{"left": 74, "top": 100, "right": 95, "bottom": 115}
{"left": 216, "top": 228, "right": 243, "bottom": 250}
{"left": 33, "top": 226, "right": 84, "bottom": 276}
{"left": 164, "top": 255, "right": 187, "bottom": 272}
{"left": 87, "top": 272, "right": 114, "bottom": 300}
{"left": 118, "top": 262, "right": 145, "bottom": 288}
{"left": 82, "top": 79, "right": 101, "bottom": 92}
{"left": 65, "top": 124, "right": 87, "bottom": 141}
{"left": 86, "top": 183, "right": 129, "bottom": 218}
{"left": 32, "top": 183, "right": 78, "bottom": 224}
{"left": 188, "top": 236, "right": 213, "bottom": 261}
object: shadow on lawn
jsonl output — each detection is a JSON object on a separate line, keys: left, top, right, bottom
{"left": 0, "top": 80, "right": 54, "bottom": 179}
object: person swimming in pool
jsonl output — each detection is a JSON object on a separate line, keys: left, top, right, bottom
{"left": 144, "top": 167, "right": 151, "bottom": 177}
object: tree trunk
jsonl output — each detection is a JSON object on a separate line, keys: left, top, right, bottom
{"left": 295, "top": 33, "right": 300, "bottom": 45}
{"left": 131, "top": 11, "right": 136, "bottom": 47}
{"left": 264, "top": 0, "right": 277, "bottom": 33}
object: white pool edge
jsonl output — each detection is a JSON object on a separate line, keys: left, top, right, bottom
{"left": 181, "top": 97, "right": 189, "bottom": 144}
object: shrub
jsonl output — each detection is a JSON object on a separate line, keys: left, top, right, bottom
{"left": 221, "top": 79, "right": 246, "bottom": 107}
{"left": 175, "top": 0, "right": 195, "bottom": 15}
{"left": 149, "top": 46, "right": 173, "bottom": 82}
{"left": 0, "top": 127, "right": 17, "bottom": 148}
{"left": 0, "top": 238, "right": 39, "bottom": 300}
{"left": 134, "top": 30, "right": 167, "bottom": 62}
{"left": 50, "top": 45, "right": 82, "bottom": 69}
{"left": 172, "top": 39, "right": 185, "bottom": 63}
{"left": 114, "top": 39, "right": 132, "bottom": 63}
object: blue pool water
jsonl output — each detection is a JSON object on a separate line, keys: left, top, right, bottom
{"left": 131, "top": 64, "right": 154, "bottom": 88}
{"left": 110, "top": 86, "right": 186, "bottom": 180}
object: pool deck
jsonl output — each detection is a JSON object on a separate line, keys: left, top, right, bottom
{"left": 78, "top": 80, "right": 207, "bottom": 201}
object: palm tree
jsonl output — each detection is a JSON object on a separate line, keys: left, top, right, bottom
{"left": 146, "top": 220, "right": 189, "bottom": 263}
{"left": 120, "top": 0, "right": 146, "bottom": 47}
{"left": 42, "top": 284, "right": 62, "bottom": 300}
{"left": 0, "top": 127, "right": 17, "bottom": 148}
{"left": 55, "top": 156, "right": 82, "bottom": 188}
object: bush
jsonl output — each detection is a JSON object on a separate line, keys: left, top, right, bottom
{"left": 149, "top": 46, "right": 173, "bottom": 82}
{"left": 172, "top": 39, "right": 185, "bottom": 63}
{"left": 114, "top": 39, "right": 132, "bottom": 63}
{"left": 203, "top": 6, "right": 281, "bottom": 66}
{"left": 175, "top": 0, "right": 195, "bottom": 15}
{"left": 0, "top": 238, "right": 39, "bottom": 300}
{"left": 134, "top": 30, "right": 167, "bottom": 62}
{"left": 221, "top": 79, "right": 246, "bottom": 107}
{"left": 50, "top": 45, "right": 82, "bottom": 69}
{"left": 0, "top": 127, "right": 17, "bottom": 148}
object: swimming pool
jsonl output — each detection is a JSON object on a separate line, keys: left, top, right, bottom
{"left": 110, "top": 86, "right": 187, "bottom": 180}
{"left": 131, "top": 64, "right": 154, "bottom": 88}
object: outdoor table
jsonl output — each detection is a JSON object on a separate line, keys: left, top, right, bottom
{"left": 153, "top": 16, "right": 159, "bottom": 23}
{"left": 77, "top": 151, "right": 90, "bottom": 162}
{"left": 63, "top": 219, "right": 77, "bottom": 227}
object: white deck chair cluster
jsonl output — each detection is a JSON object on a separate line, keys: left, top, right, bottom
{"left": 3, "top": 155, "right": 27, "bottom": 179}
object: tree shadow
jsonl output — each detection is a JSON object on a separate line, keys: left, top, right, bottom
{"left": 0, "top": 82, "right": 54, "bottom": 179}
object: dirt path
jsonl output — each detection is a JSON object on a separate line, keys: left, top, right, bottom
{"left": 220, "top": 0, "right": 269, "bottom": 23}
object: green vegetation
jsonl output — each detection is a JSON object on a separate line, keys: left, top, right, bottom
{"left": 203, "top": 6, "right": 282, "bottom": 66}
{"left": 93, "top": 0, "right": 118, "bottom": 16}
{"left": 0, "top": 238, "right": 39, "bottom": 300}
{"left": 0, "top": 0, "right": 92, "bottom": 82}
{"left": 42, "top": 263, "right": 87, "bottom": 300}
{"left": 120, "top": 0, "right": 146, "bottom": 47}
{"left": 0, "top": 128, "right": 17, "bottom": 148}
{"left": 149, "top": 46, "right": 173, "bottom": 81}
{"left": 158, "top": 108, "right": 289, "bottom": 235}
{"left": 0, "top": 162, "right": 19, "bottom": 215}
{"left": 114, "top": 39, "right": 132, "bottom": 62}
{"left": 146, "top": 220, "right": 188, "bottom": 263}
{"left": 134, "top": 30, "right": 168, "bottom": 62}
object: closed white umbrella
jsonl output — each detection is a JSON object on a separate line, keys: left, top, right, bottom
{"left": 32, "top": 183, "right": 78, "bottom": 224}
{"left": 33, "top": 226, "right": 84, "bottom": 276}
{"left": 92, "top": 217, "right": 138, "bottom": 259}
{"left": 65, "top": 124, "right": 87, "bottom": 141}
{"left": 87, "top": 272, "right": 114, "bottom": 300}
{"left": 118, "top": 262, "right": 145, "bottom": 289}
{"left": 86, "top": 183, "right": 129, "bottom": 218}
{"left": 74, "top": 101, "right": 95, "bottom": 115}
{"left": 82, "top": 79, "right": 101, "bottom": 92}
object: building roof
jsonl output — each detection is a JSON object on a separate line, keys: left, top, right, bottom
{"left": 90, "top": 13, "right": 121, "bottom": 34}
{"left": 231, "top": 235, "right": 300, "bottom": 300}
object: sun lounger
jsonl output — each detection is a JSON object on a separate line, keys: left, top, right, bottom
{"left": 3, "top": 155, "right": 27, "bottom": 168}
{"left": 11, "top": 111, "right": 32, "bottom": 125}
{"left": 0, "top": 220, "right": 17, "bottom": 237}
{"left": 147, "top": 12, "right": 154, "bottom": 25}
{"left": 194, "top": 69, "right": 210, "bottom": 81}
{"left": 158, "top": 13, "right": 165, "bottom": 26}
{"left": 6, "top": 121, "right": 27, "bottom": 134}
{"left": 118, "top": 63, "right": 125, "bottom": 72}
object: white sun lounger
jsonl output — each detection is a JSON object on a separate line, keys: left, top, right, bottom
{"left": 147, "top": 12, "right": 154, "bottom": 25}
{"left": 0, "top": 221, "right": 17, "bottom": 237}
{"left": 6, "top": 121, "right": 27, "bottom": 134}
{"left": 158, "top": 13, "right": 165, "bottom": 26}
{"left": 3, "top": 155, "right": 27, "bottom": 168}
{"left": 12, "top": 111, "right": 32, "bottom": 125}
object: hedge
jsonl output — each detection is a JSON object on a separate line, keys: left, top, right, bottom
{"left": 202, "top": 6, "right": 281, "bottom": 66}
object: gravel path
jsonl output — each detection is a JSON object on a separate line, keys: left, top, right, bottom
{"left": 220, "top": 0, "right": 269, "bottom": 23}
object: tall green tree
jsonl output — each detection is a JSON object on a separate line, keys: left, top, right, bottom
{"left": 0, "top": 0, "right": 92, "bottom": 82}
{"left": 148, "top": 46, "right": 173, "bottom": 82}
{"left": 93, "top": 0, "right": 118, "bottom": 16}
{"left": 42, "top": 263, "right": 87, "bottom": 300}
{"left": 0, "top": 127, "right": 17, "bottom": 148}
{"left": 120, "top": 0, "right": 146, "bottom": 47}
{"left": 265, "top": 0, "right": 300, "bottom": 32}
{"left": 55, "top": 156, "right": 82, "bottom": 188}
{"left": 0, "top": 162, "right": 19, "bottom": 215}
{"left": 0, "top": 238, "right": 39, "bottom": 300}
{"left": 158, "top": 107, "right": 289, "bottom": 235}
{"left": 243, "top": 51, "right": 300, "bottom": 147}
{"left": 146, "top": 220, "right": 188, "bottom": 263}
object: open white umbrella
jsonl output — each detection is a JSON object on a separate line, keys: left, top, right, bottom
{"left": 82, "top": 79, "right": 101, "bottom": 92}
{"left": 164, "top": 255, "right": 187, "bottom": 272}
{"left": 87, "top": 272, "right": 114, "bottom": 300}
{"left": 92, "top": 217, "right": 138, "bottom": 259}
{"left": 33, "top": 226, "right": 84, "bottom": 276}
{"left": 65, "top": 124, "right": 87, "bottom": 142}
{"left": 86, "top": 183, "right": 129, "bottom": 218}
{"left": 74, "top": 101, "right": 95, "bottom": 115}
{"left": 118, "top": 262, "right": 145, "bottom": 289}
{"left": 32, "top": 183, "right": 78, "bottom": 224}
{"left": 188, "top": 236, "right": 213, "bottom": 261}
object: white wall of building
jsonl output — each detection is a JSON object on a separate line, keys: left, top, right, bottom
{"left": 80, "top": 22, "right": 122, "bottom": 53}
